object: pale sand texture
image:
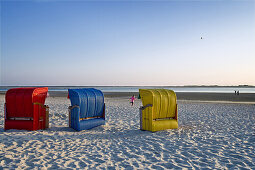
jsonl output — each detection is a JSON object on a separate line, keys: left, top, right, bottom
{"left": 0, "top": 96, "right": 255, "bottom": 169}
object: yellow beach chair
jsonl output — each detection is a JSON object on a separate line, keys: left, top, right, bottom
{"left": 139, "top": 89, "right": 178, "bottom": 132}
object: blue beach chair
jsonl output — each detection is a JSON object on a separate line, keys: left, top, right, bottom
{"left": 68, "top": 88, "right": 105, "bottom": 131}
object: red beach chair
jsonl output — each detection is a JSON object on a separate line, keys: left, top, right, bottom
{"left": 4, "top": 87, "right": 49, "bottom": 131}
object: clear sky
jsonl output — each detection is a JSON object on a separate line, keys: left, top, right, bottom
{"left": 1, "top": 0, "right": 255, "bottom": 86}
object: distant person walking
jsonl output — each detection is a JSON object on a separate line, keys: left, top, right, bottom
{"left": 235, "top": 90, "right": 237, "bottom": 95}
{"left": 237, "top": 91, "right": 240, "bottom": 95}
{"left": 130, "top": 95, "right": 136, "bottom": 106}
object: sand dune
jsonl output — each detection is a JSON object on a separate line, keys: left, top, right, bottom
{"left": 0, "top": 96, "right": 255, "bottom": 169}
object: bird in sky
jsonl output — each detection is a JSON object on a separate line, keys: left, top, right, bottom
{"left": 201, "top": 37, "right": 203, "bottom": 39}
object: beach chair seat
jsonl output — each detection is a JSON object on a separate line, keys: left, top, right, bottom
{"left": 139, "top": 89, "right": 178, "bottom": 132}
{"left": 79, "top": 118, "right": 105, "bottom": 130}
{"left": 68, "top": 88, "right": 105, "bottom": 131}
{"left": 4, "top": 87, "right": 49, "bottom": 131}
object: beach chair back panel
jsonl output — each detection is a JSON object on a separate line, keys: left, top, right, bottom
{"left": 167, "top": 90, "right": 177, "bottom": 118}
{"left": 6, "top": 88, "right": 35, "bottom": 118}
{"left": 24, "top": 90, "right": 34, "bottom": 117}
{"left": 13, "top": 89, "right": 25, "bottom": 117}
{"left": 157, "top": 89, "right": 177, "bottom": 118}
{"left": 139, "top": 89, "right": 176, "bottom": 119}
{"left": 88, "top": 88, "right": 104, "bottom": 117}
{"left": 68, "top": 89, "right": 80, "bottom": 106}
{"left": 32, "top": 88, "right": 48, "bottom": 129}
{"left": 68, "top": 89, "right": 87, "bottom": 119}
{"left": 5, "top": 87, "right": 48, "bottom": 131}
{"left": 32, "top": 88, "right": 48, "bottom": 105}
{"left": 79, "top": 90, "right": 88, "bottom": 119}
{"left": 84, "top": 89, "right": 96, "bottom": 118}
{"left": 139, "top": 89, "right": 160, "bottom": 120}
{"left": 159, "top": 89, "right": 169, "bottom": 118}
{"left": 69, "top": 88, "right": 104, "bottom": 119}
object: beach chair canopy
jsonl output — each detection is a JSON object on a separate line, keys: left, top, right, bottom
{"left": 139, "top": 89, "right": 178, "bottom": 132}
{"left": 68, "top": 88, "right": 105, "bottom": 131}
{"left": 4, "top": 87, "right": 49, "bottom": 131}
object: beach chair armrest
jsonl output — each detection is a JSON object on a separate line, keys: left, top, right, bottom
{"left": 68, "top": 105, "right": 80, "bottom": 111}
{"left": 140, "top": 104, "right": 153, "bottom": 110}
{"left": 33, "top": 102, "right": 48, "bottom": 109}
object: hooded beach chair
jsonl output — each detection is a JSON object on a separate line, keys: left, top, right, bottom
{"left": 4, "top": 87, "right": 49, "bottom": 131}
{"left": 139, "top": 89, "right": 178, "bottom": 132}
{"left": 68, "top": 88, "right": 105, "bottom": 131}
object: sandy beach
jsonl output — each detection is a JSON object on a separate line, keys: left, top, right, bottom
{"left": 2, "top": 0, "right": 255, "bottom": 169}
{"left": 0, "top": 94, "right": 254, "bottom": 169}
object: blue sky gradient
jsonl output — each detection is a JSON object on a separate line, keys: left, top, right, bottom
{"left": 1, "top": 1, "right": 255, "bottom": 86}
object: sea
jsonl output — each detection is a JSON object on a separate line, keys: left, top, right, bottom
{"left": 0, "top": 86, "right": 255, "bottom": 93}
